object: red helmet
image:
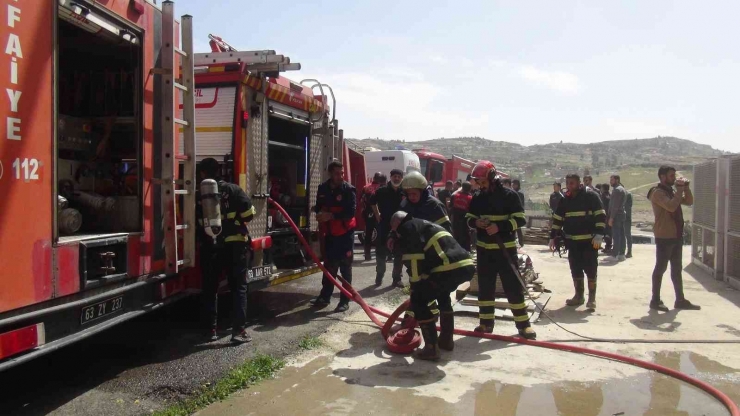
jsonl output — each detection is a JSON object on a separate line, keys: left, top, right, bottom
{"left": 471, "top": 160, "right": 497, "bottom": 181}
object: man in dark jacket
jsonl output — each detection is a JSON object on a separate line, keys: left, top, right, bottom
{"left": 390, "top": 211, "right": 475, "bottom": 361}
{"left": 400, "top": 171, "right": 451, "bottom": 232}
{"left": 549, "top": 174, "right": 606, "bottom": 310}
{"left": 310, "top": 161, "right": 356, "bottom": 312}
{"left": 512, "top": 179, "right": 526, "bottom": 247}
{"left": 437, "top": 180, "right": 454, "bottom": 211}
{"left": 466, "top": 160, "right": 536, "bottom": 340}
{"left": 197, "top": 158, "right": 256, "bottom": 344}
{"left": 599, "top": 184, "right": 612, "bottom": 253}
{"left": 361, "top": 172, "right": 385, "bottom": 260}
{"left": 550, "top": 182, "right": 564, "bottom": 214}
{"left": 609, "top": 174, "right": 627, "bottom": 261}
{"left": 371, "top": 169, "right": 405, "bottom": 287}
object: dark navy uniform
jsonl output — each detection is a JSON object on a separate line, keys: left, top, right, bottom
{"left": 465, "top": 184, "right": 530, "bottom": 331}
{"left": 197, "top": 180, "right": 256, "bottom": 335}
{"left": 550, "top": 186, "right": 605, "bottom": 298}
{"left": 396, "top": 218, "right": 474, "bottom": 321}
{"left": 370, "top": 183, "right": 405, "bottom": 283}
{"left": 314, "top": 179, "right": 356, "bottom": 305}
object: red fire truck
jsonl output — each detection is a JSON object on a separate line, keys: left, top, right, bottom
{"left": 0, "top": 1, "right": 346, "bottom": 370}
{"left": 415, "top": 150, "right": 476, "bottom": 190}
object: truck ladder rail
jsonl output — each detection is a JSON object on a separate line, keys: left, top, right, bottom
{"left": 157, "top": 1, "right": 196, "bottom": 275}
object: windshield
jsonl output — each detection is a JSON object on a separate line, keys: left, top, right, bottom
{"left": 429, "top": 160, "right": 444, "bottom": 183}
{"left": 419, "top": 158, "right": 428, "bottom": 178}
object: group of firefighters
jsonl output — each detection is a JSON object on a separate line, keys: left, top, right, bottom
{"left": 194, "top": 154, "right": 699, "bottom": 361}
{"left": 352, "top": 160, "right": 537, "bottom": 360}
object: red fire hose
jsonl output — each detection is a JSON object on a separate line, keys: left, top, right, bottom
{"left": 267, "top": 198, "right": 739, "bottom": 416}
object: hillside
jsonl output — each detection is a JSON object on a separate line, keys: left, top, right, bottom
{"left": 350, "top": 136, "right": 725, "bottom": 222}
{"left": 351, "top": 136, "right": 723, "bottom": 178}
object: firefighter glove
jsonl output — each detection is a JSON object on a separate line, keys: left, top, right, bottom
{"left": 592, "top": 234, "right": 604, "bottom": 249}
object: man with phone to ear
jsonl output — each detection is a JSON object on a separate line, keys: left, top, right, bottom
{"left": 647, "top": 166, "right": 699, "bottom": 311}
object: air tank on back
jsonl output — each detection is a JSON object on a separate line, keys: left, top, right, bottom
{"left": 200, "top": 179, "right": 222, "bottom": 242}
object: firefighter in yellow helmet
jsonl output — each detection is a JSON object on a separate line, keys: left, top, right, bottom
{"left": 400, "top": 171, "right": 452, "bottom": 232}
{"left": 466, "top": 160, "right": 536, "bottom": 340}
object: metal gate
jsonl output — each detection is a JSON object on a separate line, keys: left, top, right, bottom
{"left": 725, "top": 155, "right": 740, "bottom": 286}
{"left": 692, "top": 160, "right": 718, "bottom": 273}
{"left": 692, "top": 154, "right": 740, "bottom": 289}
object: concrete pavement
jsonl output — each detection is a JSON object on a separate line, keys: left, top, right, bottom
{"left": 196, "top": 244, "right": 740, "bottom": 416}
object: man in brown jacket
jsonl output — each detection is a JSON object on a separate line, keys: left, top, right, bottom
{"left": 647, "top": 165, "right": 700, "bottom": 312}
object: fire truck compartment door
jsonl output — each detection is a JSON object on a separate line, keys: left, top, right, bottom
{"left": 179, "top": 86, "right": 237, "bottom": 161}
{"left": 268, "top": 101, "right": 310, "bottom": 124}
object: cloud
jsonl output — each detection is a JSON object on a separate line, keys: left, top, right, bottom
{"left": 298, "top": 68, "right": 490, "bottom": 140}
{"left": 429, "top": 55, "right": 448, "bottom": 64}
{"left": 519, "top": 66, "right": 581, "bottom": 94}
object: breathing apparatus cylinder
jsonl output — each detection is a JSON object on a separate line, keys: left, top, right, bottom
{"left": 200, "top": 179, "right": 222, "bottom": 242}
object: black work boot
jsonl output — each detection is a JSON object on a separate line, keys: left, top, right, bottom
{"left": 415, "top": 320, "right": 440, "bottom": 361}
{"left": 474, "top": 320, "right": 494, "bottom": 334}
{"left": 650, "top": 299, "right": 669, "bottom": 312}
{"left": 675, "top": 299, "right": 701, "bottom": 310}
{"left": 566, "top": 280, "right": 585, "bottom": 306}
{"left": 438, "top": 312, "right": 455, "bottom": 351}
{"left": 518, "top": 326, "right": 537, "bottom": 340}
{"left": 586, "top": 280, "right": 597, "bottom": 310}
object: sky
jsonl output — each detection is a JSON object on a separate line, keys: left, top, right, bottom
{"left": 176, "top": 0, "right": 740, "bottom": 152}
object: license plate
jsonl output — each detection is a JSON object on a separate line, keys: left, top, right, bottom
{"left": 81, "top": 296, "right": 124, "bottom": 324}
{"left": 247, "top": 265, "right": 273, "bottom": 282}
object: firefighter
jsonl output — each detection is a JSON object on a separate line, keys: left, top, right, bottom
{"left": 310, "top": 161, "right": 357, "bottom": 312}
{"left": 548, "top": 174, "right": 606, "bottom": 310}
{"left": 389, "top": 211, "right": 475, "bottom": 361}
{"left": 466, "top": 160, "right": 536, "bottom": 340}
{"left": 450, "top": 181, "right": 473, "bottom": 251}
{"left": 197, "top": 158, "right": 256, "bottom": 344}
{"left": 371, "top": 168, "right": 405, "bottom": 287}
{"left": 362, "top": 172, "right": 385, "bottom": 261}
{"left": 399, "top": 171, "right": 452, "bottom": 232}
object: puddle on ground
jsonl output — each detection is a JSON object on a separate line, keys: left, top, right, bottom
{"left": 201, "top": 351, "right": 740, "bottom": 416}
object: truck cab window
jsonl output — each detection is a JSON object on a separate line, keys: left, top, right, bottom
{"left": 429, "top": 160, "right": 444, "bottom": 184}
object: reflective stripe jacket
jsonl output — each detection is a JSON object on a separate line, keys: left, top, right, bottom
{"left": 466, "top": 185, "right": 525, "bottom": 250}
{"left": 196, "top": 180, "right": 255, "bottom": 246}
{"left": 397, "top": 218, "right": 474, "bottom": 284}
{"left": 400, "top": 189, "right": 452, "bottom": 232}
{"left": 550, "top": 186, "right": 606, "bottom": 241}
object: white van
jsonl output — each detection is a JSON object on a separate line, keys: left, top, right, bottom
{"left": 364, "top": 150, "right": 421, "bottom": 181}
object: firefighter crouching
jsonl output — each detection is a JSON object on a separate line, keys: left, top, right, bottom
{"left": 466, "top": 160, "right": 536, "bottom": 340}
{"left": 549, "top": 174, "right": 606, "bottom": 310}
{"left": 399, "top": 171, "right": 452, "bottom": 232}
{"left": 310, "top": 161, "right": 357, "bottom": 313}
{"left": 390, "top": 211, "right": 475, "bottom": 361}
{"left": 197, "top": 158, "right": 256, "bottom": 344}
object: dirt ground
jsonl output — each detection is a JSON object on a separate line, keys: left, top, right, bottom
{"left": 196, "top": 245, "right": 740, "bottom": 416}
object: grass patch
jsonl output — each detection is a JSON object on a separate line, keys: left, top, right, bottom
{"left": 298, "top": 335, "right": 323, "bottom": 350}
{"left": 153, "top": 354, "right": 284, "bottom": 416}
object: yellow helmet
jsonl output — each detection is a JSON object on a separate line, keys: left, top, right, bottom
{"left": 401, "top": 170, "right": 428, "bottom": 190}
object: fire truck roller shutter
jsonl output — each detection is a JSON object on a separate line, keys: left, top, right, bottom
{"left": 247, "top": 88, "right": 268, "bottom": 240}
{"left": 178, "top": 86, "right": 237, "bottom": 162}
{"left": 268, "top": 101, "right": 311, "bottom": 123}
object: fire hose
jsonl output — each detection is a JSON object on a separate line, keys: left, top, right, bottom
{"left": 267, "top": 198, "right": 739, "bottom": 416}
